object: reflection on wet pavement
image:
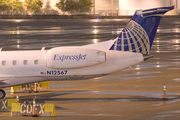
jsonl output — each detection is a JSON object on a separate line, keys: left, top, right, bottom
{"left": 1, "top": 18, "right": 180, "bottom": 119}
{"left": 81, "top": 91, "right": 179, "bottom": 98}
{"left": 49, "top": 85, "right": 82, "bottom": 89}
{"left": 0, "top": 19, "right": 128, "bottom": 50}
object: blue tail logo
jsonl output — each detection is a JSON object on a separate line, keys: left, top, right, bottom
{"left": 109, "top": 6, "right": 174, "bottom": 55}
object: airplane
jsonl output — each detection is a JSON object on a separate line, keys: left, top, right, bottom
{"left": 0, "top": 6, "right": 174, "bottom": 99}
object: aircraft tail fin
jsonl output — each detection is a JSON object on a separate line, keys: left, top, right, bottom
{"left": 109, "top": 6, "right": 174, "bottom": 55}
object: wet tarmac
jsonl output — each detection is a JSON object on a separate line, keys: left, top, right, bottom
{"left": 0, "top": 18, "right": 180, "bottom": 119}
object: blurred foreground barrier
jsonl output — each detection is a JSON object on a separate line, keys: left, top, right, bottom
{"left": 0, "top": 99, "right": 17, "bottom": 112}
{"left": 44, "top": 104, "right": 57, "bottom": 117}
{"left": 11, "top": 102, "right": 56, "bottom": 117}
{"left": 11, "top": 81, "right": 49, "bottom": 93}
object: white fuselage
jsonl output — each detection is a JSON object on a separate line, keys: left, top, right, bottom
{"left": 0, "top": 39, "right": 144, "bottom": 88}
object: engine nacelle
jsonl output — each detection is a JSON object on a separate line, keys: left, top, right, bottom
{"left": 46, "top": 47, "right": 106, "bottom": 69}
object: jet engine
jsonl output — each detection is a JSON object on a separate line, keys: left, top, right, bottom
{"left": 46, "top": 47, "right": 106, "bottom": 69}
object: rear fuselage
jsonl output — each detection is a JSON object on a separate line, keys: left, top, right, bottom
{"left": 0, "top": 47, "right": 143, "bottom": 88}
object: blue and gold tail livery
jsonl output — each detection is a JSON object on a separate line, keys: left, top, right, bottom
{"left": 109, "top": 6, "right": 174, "bottom": 55}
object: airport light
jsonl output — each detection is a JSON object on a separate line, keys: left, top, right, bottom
{"left": 12, "top": 0, "right": 25, "bottom": 16}
{"left": 20, "top": 0, "right": 24, "bottom": 6}
{"left": 93, "top": 29, "right": 98, "bottom": 34}
{"left": 116, "top": 7, "right": 119, "bottom": 16}
{"left": 93, "top": 39, "right": 97, "bottom": 43}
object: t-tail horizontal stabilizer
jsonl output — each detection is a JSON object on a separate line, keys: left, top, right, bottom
{"left": 110, "top": 6, "right": 174, "bottom": 55}
{"left": 143, "top": 55, "right": 153, "bottom": 61}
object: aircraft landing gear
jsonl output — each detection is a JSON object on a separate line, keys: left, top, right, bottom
{"left": 0, "top": 89, "right": 6, "bottom": 99}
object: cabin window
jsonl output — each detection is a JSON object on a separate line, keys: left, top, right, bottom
{"left": 34, "top": 60, "right": 38, "bottom": 65}
{"left": 2, "top": 61, "right": 6, "bottom": 66}
{"left": 23, "top": 60, "right": 28, "bottom": 65}
{"left": 13, "top": 60, "right": 17, "bottom": 65}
